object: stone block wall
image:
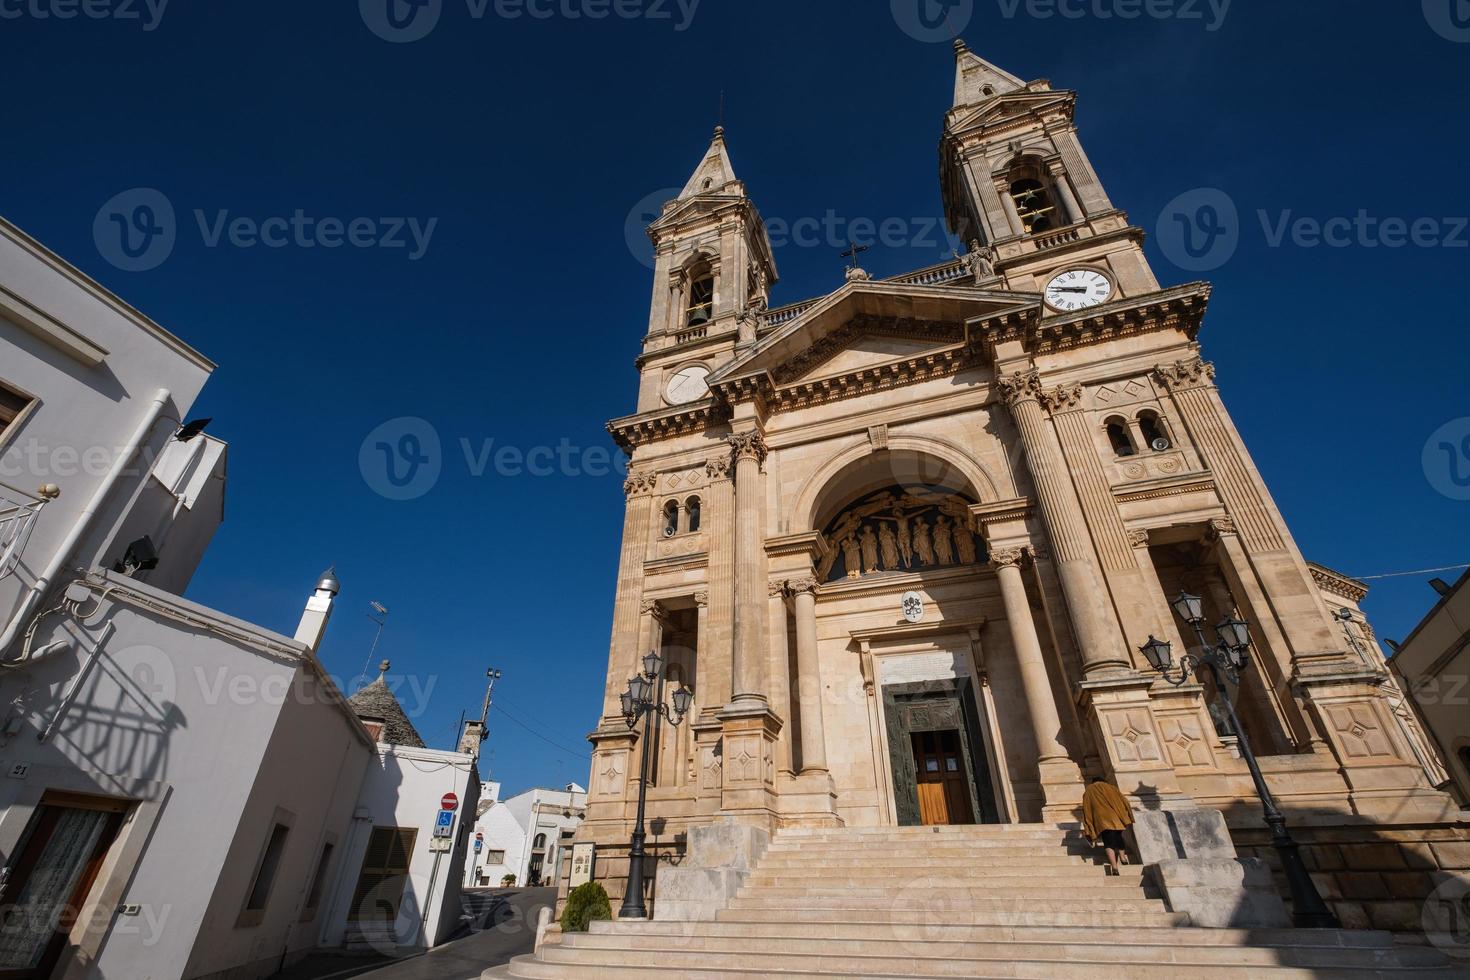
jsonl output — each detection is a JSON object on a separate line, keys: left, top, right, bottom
{"left": 1232, "top": 823, "right": 1470, "bottom": 938}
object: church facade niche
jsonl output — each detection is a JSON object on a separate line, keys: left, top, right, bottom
{"left": 816, "top": 486, "right": 987, "bottom": 583}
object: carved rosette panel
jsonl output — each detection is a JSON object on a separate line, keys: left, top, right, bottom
{"left": 723, "top": 734, "right": 767, "bottom": 786}
{"left": 1101, "top": 708, "right": 1165, "bottom": 766}
{"left": 700, "top": 744, "right": 722, "bottom": 790}
{"left": 1325, "top": 703, "right": 1399, "bottom": 761}
{"left": 1157, "top": 712, "right": 1215, "bottom": 770}
{"left": 595, "top": 749, "right": 629, "bottom": 798}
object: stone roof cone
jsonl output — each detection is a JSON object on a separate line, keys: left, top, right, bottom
{"left": 347, "top": 659, "right": 427, "bottom": 748}
{"left": 677, "top": 125, "right": 742, "bottom": 200}
{"left": 952, "top": 38, "right": 1025, "bottom": 107}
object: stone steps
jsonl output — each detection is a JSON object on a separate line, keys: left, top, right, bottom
{"left": 497, "top": 823, "right": 1458, "bottom": 978}
{"left": 550, "top": 935, "right": 1453, "bottom": 973}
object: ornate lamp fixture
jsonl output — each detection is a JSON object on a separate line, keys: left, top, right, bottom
{"left": 1140, "top": 593, "right": 1338, "bottom": 928}
{"left": 617, "top": 650, "right": 692, "bottom": 920}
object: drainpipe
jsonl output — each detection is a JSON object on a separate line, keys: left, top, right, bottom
{"left": 0, "top": 387, "right": 171, "bottom": 662}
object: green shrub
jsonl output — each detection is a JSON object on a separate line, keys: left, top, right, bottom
{"left": 560, "top": 881, "right": 612, "bottom": 932}
{"left": 500, "top": 874, "right": 516, "bottom": 887}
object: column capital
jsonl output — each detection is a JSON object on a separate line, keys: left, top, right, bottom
{"left": 1206, "top": 515, "right": 1237, "bottom": 540}
{"left": 788, "top": 577, "right": 820, "bottom": 597}
{"left": 1127, "top": 528, "right": 1152, "bottom": 549}
{"left": 1153, "top": 355, "right": 1216, "bottom": 392}
{"left": 728, "top": 430, "right": 769, "bottom": 465}
{"left": 1040, "top": 382, "right": 1084, "bottom": 415}
{"left": 624, "top": 471, "right": 659, "bottom": 498}
{"left": 704, "top": 454, "right": 732, "bottom": 482}
{"left": 994, "top": 368, "right": 1044, "bottom": 407}
{"left": 693, "top": 590, "right": 709, "bottom": 608}
{"left": 990, "top": 547, "right": 1026, "bottom": 569}
{"left": 767, "top": 579, "right": 789, "bottom": 599}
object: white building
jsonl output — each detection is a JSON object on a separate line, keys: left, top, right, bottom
{"left": 464, "top": 784, "right": 586, "bottom": 888}
{"left": 0, "top": 217, "right": 478, "bottom": 979}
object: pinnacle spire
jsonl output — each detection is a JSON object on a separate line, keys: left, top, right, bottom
{"left": 952, "top": 38, "right": 1025, "bottom": 107}
{"left": 677, "top": 125, "right": 741, "bottom": 200}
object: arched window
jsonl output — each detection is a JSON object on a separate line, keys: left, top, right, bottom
{"left": 1105, "top": 417, "right": 1136, "bottom": 457}
{"left": 1138, "top": 410, "right": 1170, "bottom": 451}
{"left": 662, "top": 500, "right": 679, "bottom": 537}
{"left": 533, "top": 833, "right": 547, "bottom": 850}
{"left": 686, "top": 261, "right": 714, "bottom": 326}
{"left": 1007, "top": 162, "right": 1059, "bottom": 234}
{"left": 685, "top": 496, "right": 701, "bottom": 533}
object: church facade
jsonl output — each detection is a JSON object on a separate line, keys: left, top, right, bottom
{"left": 578, "top": 41, "right": 1458, "bottom": 909}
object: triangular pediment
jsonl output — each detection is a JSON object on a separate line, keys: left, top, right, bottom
{"left": 946, "top": 89, "right": 1074, "bottom": 137}
{"left": 708, "top": 280, "right": 1040, "bottom": 394}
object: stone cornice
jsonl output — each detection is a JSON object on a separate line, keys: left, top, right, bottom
{"left": 1308, "top": 562, "right": 1370, "bottom": 604}
{"left": 978, "top": 282, "right": 1211, "bottom": 358}
{"left": 764, "top": 530, "right": 829, "bottom": 562}
{"left": 608, "top": 401, "right": 728, "bottom": 453}
{"left": 1112, "top": 472, "right": 1216, "bottom": 505}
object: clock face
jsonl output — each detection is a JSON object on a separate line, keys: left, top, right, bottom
{"left": 665, "top": 365, "right": 711, "bottom": 405}
{"left": 1044, "top": 269, "right": 1113, "bottom": 312}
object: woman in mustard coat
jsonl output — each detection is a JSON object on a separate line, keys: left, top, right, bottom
{"left": 1081, "top": 776, "right": 1134, "bottom": 875}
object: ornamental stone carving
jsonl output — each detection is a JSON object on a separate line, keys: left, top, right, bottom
{"left": 1127, "top": 528, "right": 1151, "bottom": 549}
{"left": 693, "top": 590, "right": 709, "bottom": 608}
{"left": 994, "top": 368, "right": 1044, "bottom": 407}
{"left": 990, "top": 547, "right": 1024, "bottom": 569}
{"left": 1040, "top": 383, "right": 1084, "bottom": 414}
{"left": 788, "top": 577, "right": 819, "bottom": 596}
{"left": 624, "top": 472, "right": 659, "bottom": 497}
{"left": 1153, "top": 356, "right": 1216, "bottom": 392}
{"left": 728, "top": 431, "right": 769, "bottom": 465}
{"left": 1207, "top": 516, "right": 1238, "bottom": 539}
{"left": 704, "top": 455, "right": 731, "bottom": 481}
{"left": 768, "top": 580, "right": 789, "bottom": 599}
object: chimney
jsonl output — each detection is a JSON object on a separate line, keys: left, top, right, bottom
{"left": 294, "top": 565, "right": 340, "bottom": 654}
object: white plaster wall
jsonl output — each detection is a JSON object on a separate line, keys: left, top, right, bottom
{"left": 0, "top": 219, "right": 216, "bottom": 634}
{"left": 324, "top": 745, "right": 479, "bottom": 948}
{"left": 0, "top": 576, "right": 305, "bottom": 980}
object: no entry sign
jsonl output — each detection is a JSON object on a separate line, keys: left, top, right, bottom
{"left": 441, "top": 792, "right": 458, "bottom": 811}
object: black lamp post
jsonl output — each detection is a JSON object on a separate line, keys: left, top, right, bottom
{"left": 617, "top": 650, "right": 692, "bottom": 920}
{"left": 1139, "top": 592, "right": 1339, "bottom": 928}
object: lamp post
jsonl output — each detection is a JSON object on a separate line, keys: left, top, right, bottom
{"left": 1138, "top": 592, "right": 1339, "bottom": 928}
{"left": 617, "top": 650, "right": 693, "bottom": 920}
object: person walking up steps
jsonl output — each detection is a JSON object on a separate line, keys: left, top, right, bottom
{"left": 1081, "top": 775, "right": 1134, "bottom": 875}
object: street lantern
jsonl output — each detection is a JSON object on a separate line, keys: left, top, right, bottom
{"left": 1138, "top": 635, "right": 1173, "bottom": 673}
{"left": 1171, "top": 590, "right": 1205, "bottom": 624}
{"left": 1139, "top": 607, "right": 1338, "bottom": 928}
{"left": 617, "top": 650, "right": 694, "bottom": 920}
{"left": 1216, "top": 615, "right": 1250, "bottom": 653}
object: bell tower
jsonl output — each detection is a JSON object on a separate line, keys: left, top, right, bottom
{"left": 644, "top": 128, "right": 777, "bottom": 343}
{"left": 941, "top": 40, "right": 1160, "bottom": 306}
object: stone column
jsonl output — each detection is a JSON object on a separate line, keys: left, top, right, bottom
{"left": 996, "top": 368, "right": 1130, "bottom": 674}
{"left": 703, "top": 454, "right": 735, "bottom": 708}
{"left": 667, "top": 272, "right": 685, "bottom": 334}
{"left": 789, "top": 578, "right": 828, "bottom": 774}
{"left": 1046, "top": 161, "right": 1083, "bottom": 226}
{"left": 766, "top": 580, "right": 795, "bottom": 777}
{"left": 992, "top": 548, "right": 1081, "bottom": 817}
{"left": 1153, "top": 356, "right": 1343, "bottom": 667}
{"left": 995, "top": 177, "right": 1025, "bottom": 236}
{"left": 728, "top": 430, "right": 769, "bottom": 706}
{"left": 602, "top": 472, "right": 658, "bottom": 719}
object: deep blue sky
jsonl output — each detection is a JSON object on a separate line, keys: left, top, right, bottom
{"left": 2, "top": 1, "right": 1467, "bottom": 796}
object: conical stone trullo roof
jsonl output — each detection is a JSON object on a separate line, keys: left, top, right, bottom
{"left": 347, "top": 662, "right": 427, "bottom": 748}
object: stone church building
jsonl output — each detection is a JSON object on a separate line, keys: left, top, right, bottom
{"left": 570, "top": 41, "right": 1464, "bottom": 930}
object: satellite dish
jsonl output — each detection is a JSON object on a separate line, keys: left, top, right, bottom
{"left": 1151, "top": 437, "right": 1172, "bottom": 452}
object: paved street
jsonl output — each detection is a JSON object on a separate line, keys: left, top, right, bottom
{"left": 270, "top": 888, "right": 556, "bottom": 980}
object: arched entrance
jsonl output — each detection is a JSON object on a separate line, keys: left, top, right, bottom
{"left": 796, "top": 448, "right": 1010, "bottom": 826}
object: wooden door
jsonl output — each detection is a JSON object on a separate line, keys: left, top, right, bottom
{"left": 910, "top": 730, "right": 973, "bottom": 826}
{"left": 0, "top": 796, "right": 126, "bottom": 980}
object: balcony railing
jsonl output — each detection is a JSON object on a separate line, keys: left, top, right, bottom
{"left": 0, "top": 481, "right": 49, "bottom": 582}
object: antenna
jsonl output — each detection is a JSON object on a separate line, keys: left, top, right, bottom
{"left": 358, "top": 601, "right": 389, "bottom": 688}
{"left": 717, "top": 89, "right": 725, "bottom": 131}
